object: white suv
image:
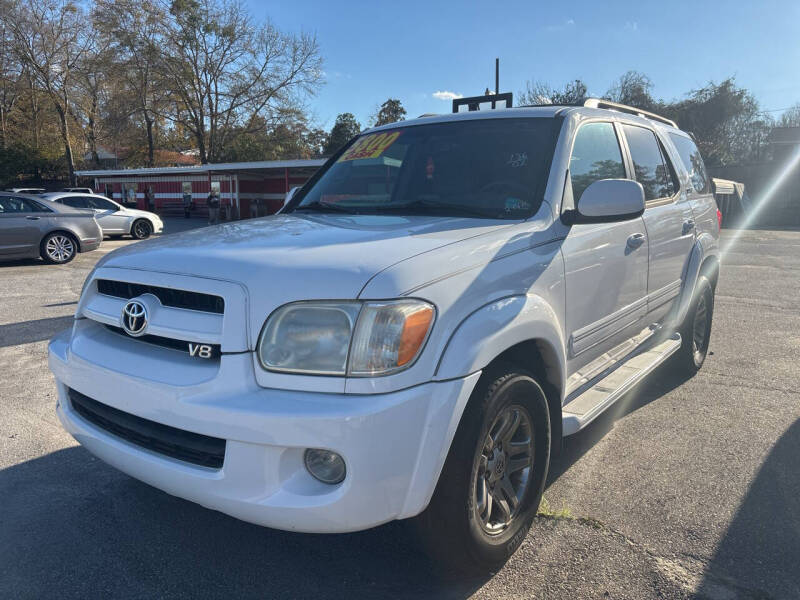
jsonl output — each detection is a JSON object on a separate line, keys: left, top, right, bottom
{"left": 49, "top": 98, "right": 719, "bottom": 570}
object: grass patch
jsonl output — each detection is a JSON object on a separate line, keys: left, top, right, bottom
{"left": 537, "top": 496, "right": 573, "bottom": 519}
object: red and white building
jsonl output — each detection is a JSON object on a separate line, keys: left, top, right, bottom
{"left": 76, "top": 159, "right": 325, "bottom": 219}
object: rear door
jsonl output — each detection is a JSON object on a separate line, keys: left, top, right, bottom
{"left": 561, "top": 121, "right": 650, "bottom": 373}
{"left": 0, "top": 196, "right": 50, "bottom": 256}
{"left": 620, "top": 124, "right": 695, "bottom": 324}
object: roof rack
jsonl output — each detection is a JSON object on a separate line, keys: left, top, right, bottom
{"left": 582, "top": 98, "right": 677, "bottom": 128}
{"left": 453, "top": 92, "right": 512, "bottom": 113}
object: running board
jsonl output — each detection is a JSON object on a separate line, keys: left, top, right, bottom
{"left": 562, "top": 334, "right": 681, "bottom": 436}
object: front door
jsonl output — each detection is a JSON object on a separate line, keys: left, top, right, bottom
{"left": 0, "top": 195, "right": 48, "bottom": 256}
{"left": 83, "top": 196, "right": 129, "bottom": 233}
{"left": 561, "top": 121, "right": 650, "bottom": 374}
{"left": 620, "top": 124, "right": 695, "bottom": 324}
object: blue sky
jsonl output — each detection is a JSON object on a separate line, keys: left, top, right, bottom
{"left": 251, "top": 0, "right": 800, "bottom": 130}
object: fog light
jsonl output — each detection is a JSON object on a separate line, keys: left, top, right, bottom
{"left": 304, "top": 448, "right": 346, "bottom": 484}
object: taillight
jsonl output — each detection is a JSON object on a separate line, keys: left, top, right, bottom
{"left": 717, "top": 208, "right": 722, "bottom": 228}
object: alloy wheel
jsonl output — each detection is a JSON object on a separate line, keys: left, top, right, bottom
{"left": 46, "top": 235, "right": 75, "bottom": 263}
{"left": 133, "top": 221, "right": 151, "bottom": 238}
{"left": 474, "top": 404, "right": 534, "bottom": 534}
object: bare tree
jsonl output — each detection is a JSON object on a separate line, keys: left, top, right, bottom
{"left": 6, "top": 0, "right": 92, "bottom": 184}
{"left": 94, "top": 0, "right": 168, "bottom": 167}
{"left": 518, "top": 79, "right": 588, "bottom": 105}
{"left": 73, "top": 33, "right": 114, "bottom": 167}
{"left": 157, "top": 0, "right": 323, "bottom": 163}
{"left": 0, "top": 21, "right": 21, "bottom": 149}
{"left": 778, "top": 103, "right": 800, "bottom": 128}
{"left": 605, "top": 71, "right": 656, "bottom": 111}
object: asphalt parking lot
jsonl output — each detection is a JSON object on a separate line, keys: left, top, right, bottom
{"left": 1, "top": 226, "right": 798, "bottom": 599}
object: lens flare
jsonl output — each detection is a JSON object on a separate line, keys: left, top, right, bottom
{"left": 720, "top": 145, "right": 800, "bottom": 259}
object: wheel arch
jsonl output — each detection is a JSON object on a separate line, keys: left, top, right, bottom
{"left": 434, "top": 294, "right": 566, "bottom": 452}
{"left": 41, "top": 228, "right": 80, "bottom": 251}
{"left": 676, "top": 234, "right": 719, "bottom": 325}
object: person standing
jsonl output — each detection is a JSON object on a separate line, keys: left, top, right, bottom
{"left": 145, "top": 186, "right": 155, "bottom": 212}
{"left": 182, "top": 189, "right": 193, "bottom": 218}
{"left": 207, "top": 190, "right": 220, "bottom": 225}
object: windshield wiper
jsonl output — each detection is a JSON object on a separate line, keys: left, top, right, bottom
{"left": 371, "top": 199, "right": 501, "bottom": 219}
{"left": 294, "top": 201, "right": 360, "bottom": 214}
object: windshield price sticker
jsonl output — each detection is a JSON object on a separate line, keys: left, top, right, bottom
{"left": 338, "top": 131, "right": 402, "bottom": 162}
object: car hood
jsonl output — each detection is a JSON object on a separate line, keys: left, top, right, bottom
{"left": 96, "top": 212, "right": 515, "bottom": 318}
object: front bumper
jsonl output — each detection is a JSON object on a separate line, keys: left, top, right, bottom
{"left": 49, "top": 329, "right": 480, "bottom": 533}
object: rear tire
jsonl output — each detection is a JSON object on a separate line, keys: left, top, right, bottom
{"left": 675, "top": 275, "right": 714, "bottom": 372}
{"left": 414, "top": 365, "right": 551, "bottom": 572}
{"left": 131, "top": 219, "right": 152, "bottom": 240}
{"left": 40, "top": 232, "right": 77, "bottom": 264}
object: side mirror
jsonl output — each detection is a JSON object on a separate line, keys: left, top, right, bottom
{"left": 567, "top": 179, "right": 645, "bottom": 224}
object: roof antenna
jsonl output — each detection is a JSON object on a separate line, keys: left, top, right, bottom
{"left": 452, "top": 59, "right": 512, "bottom": 113}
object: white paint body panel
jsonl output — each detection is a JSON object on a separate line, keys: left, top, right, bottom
{"left": 49, "top": 106, "right": 719, "bottom": 533}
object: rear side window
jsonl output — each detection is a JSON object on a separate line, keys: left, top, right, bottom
{"left": 622, "top": 124, "right": 677, "bottom": 201}
{"left": 669, "top": 134, "right": 710, "bottom": 194}
{"left": 0, "top": 196, "right": 49, "bottom": 213}
{"left": 60, "top": 197, "right": 88, "bottom": 208}
{"left": 569, "top": 122, "right": 626, "bottom": 202}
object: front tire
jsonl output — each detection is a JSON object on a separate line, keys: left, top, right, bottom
{"left": 40, "top": 232, "right": 77, "bottom": 264}
{"left": 415, "top": 366, "right": 551, "bottom": 572}
{"left": 675, "top": 275, "right": 714, "bottom": 372}
{"left": 131, "top": 219, "right": 152, "bottom": 239}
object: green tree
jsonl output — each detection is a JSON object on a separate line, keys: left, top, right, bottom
{"left": 324, "top": 112, "right": 360, "bottom": 155}
{"left": 373, "top": 98, "right": 406, "bottom": 126}
{"left": 662, "top": 78, "right": 772, "bottom": 165}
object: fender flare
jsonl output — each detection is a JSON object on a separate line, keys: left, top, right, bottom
{"left": 675, "top": 233, "right": 719, "bottom": 326}
{"left": 434, "top": 294, "right": 566, "bottom": 391}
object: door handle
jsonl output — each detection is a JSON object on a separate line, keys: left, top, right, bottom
{"left": 25, "top": 216, "right": 41, "bottom": 220}
{"left": 626, "top": 233, "right": 646, "bottom": 249}
{"left": 683, "top": 219, "right": 695, "bottom": 234}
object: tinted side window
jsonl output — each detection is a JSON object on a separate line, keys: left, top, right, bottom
{"left": 622, "top": 124, "right": 674, "bottom": 201}
{"left": 28, "top": 199, "right": 52, "bottom": 212}
{"left": 669, "top": 134, "right": 710, "bottom": 194}
{"left": 569, "top": 122, "right": 626, "bottom": 202}
{"left": 0, "top": 196, "right": 47, "bottom": 213}
{"left": 86, "top": 196, "right": 117, "bottom": 210}
{"left": 60, "top": 197, "right": 89, "bottom": 208}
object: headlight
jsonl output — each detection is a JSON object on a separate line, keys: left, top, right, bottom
{"left": 257, "top": 299, "right": 435, "bottom": 376}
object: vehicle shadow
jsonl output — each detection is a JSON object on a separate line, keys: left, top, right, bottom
{"left": 0, "top": 316, "right": 73, "bottom": 348}
{"left": 548, "top": 358, "right": 693, "bottom": 485}
{"left": 0, "top": 448, "right": 490, "bottom": 599}
{"left": 695, "top": 418, "right": 800, "bottom": 599}
{"left": 0, "top": 257, "right": 44, "bottom": 268}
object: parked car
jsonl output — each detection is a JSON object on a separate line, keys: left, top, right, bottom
{"left": 0, "top": 193, "right": 102, "bottom": 263}
{"left": 49, "top": 97, "right": 719, "bottom": 570}
{"left": 61, "top": 187, "right": 94, "bottom": 194}
{"left": 42, "top": 192, "right": 163, "bottom": 239}
{"left": 4, "top": 187, "right": 45, "bottom": 194}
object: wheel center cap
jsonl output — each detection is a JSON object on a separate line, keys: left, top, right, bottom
{"left": 493, "top": 453, "right": 505, "bottom": 477}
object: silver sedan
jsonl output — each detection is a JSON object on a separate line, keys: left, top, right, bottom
{"left": 0, "top": 193, "right": 102, "bottom": 264}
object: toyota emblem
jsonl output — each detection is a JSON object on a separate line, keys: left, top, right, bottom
{"left": 121, "top": 300, "right": 148, "bottom": 337}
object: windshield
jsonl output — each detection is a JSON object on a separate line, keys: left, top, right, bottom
{"left": 290, "top": 118, "right": 558, "bottom": 219}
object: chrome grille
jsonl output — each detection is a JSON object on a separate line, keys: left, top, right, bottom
{"left": 96, "top": 279, "right": 224, "bottom": 314}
